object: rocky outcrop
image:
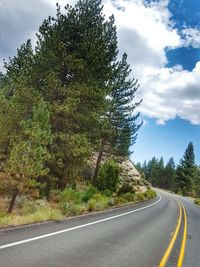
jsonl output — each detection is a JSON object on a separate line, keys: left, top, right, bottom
{"left": 90, "top": 153, "right": 150, "bottom": 193}
{"left": 117, "top": 157, "right": 149, "bottom": 193}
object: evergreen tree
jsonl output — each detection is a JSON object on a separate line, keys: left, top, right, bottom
{"left": 0, "top": 0, "right": 142, "bottom": 193}
{"left": 32, "top": 0, "right": 122, "bottom": 187}
{"left": 109, "top": 53, "right": 142, "bottom": 157}
{"left": 175, "top": 142, "right": 198, "bottom": 196}
{"left": 164, "top": 157, "right": 176, "bottom": 190}
{"left": 144, "top": 157, "right": 165, "bottom": 187}
{"left": 3, "top": 39, "right": 34, "bottom": 86}
{"left": 92, "top": 51, "right": 141, "bottom": 184}
{"left": 0, "top": 99, "right": 52, "bottom": 213}
{"left": 194, "top": 166, "right": 200, "bottom": 197}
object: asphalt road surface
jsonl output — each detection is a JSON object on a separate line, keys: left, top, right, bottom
{"left": 0, "top": 190, "right": 199, "bottom": 267}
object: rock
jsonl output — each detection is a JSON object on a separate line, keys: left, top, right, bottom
{"left": 90, "top": 153, "right": 148, "bottom": 193}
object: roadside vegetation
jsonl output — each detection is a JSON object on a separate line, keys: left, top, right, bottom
{"left": 0, "top": 183, "right": 156, "bottom": 227}
{"left": 0, "top": 0, "right": 151, "bottom": 226}
{"left": 194, "top": 198, "right": 200, "bottom": 206}
{"left": 136, "top": 142, "right": 200, "bottom": 203}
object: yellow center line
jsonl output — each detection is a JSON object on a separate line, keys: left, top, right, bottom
{"left": 158, "top": 202, "right": 182, "bottom": 267}
{"left": 177, "top": 203, "right": 187, "bottom": 267}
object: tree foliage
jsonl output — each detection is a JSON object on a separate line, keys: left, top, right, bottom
{"left": 175, "top": 142, "right": 198, "bottom": 196}
{"left": 0, "top": 0, "right": 142, "bottom": 212}
{"left": 137, "top": 142, "right": 200, "bottom": 197}
{"left": 95, "top": 160, "right": 119, "bottom": 192}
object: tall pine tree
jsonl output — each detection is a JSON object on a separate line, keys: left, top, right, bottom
{"left": 175, "top": 142, "right": 198, "bottom": 196}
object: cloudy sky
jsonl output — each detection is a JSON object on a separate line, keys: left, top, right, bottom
{"left": 0, "top": 0, "right": 200, "bottom": 164}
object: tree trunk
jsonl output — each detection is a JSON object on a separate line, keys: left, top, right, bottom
{"left": 7, "top": 191, "right": 18, "bottom": 214}
{"left": 92, "top": 138, "right": 106, "bottom": 185}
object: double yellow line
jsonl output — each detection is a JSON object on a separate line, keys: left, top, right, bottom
{"left": 159, "top": 201, "right": 187, "bottom": 267}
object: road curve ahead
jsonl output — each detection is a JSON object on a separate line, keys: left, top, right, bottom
{"left": 0, "top": 190, "right": 199, "bottom": 267}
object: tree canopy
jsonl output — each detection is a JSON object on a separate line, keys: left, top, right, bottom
{"left": 0, "top": 0, "right": 141, "bottom": 212}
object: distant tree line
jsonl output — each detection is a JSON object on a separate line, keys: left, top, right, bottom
{"left": 0, "top": 0, "right": 141, "bottom": 212}
{"left": 135, "top": 142, "right": 200, "bottom": 197}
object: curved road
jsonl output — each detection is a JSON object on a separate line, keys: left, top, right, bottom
{"left": 0, "top": 190, "right": 199, "bottom": 266}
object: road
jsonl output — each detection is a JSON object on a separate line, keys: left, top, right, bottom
{"left": 0, "top": 190, "right": 199, "bottom": 267}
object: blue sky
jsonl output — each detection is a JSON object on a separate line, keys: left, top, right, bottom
{"left": 132, "top": 0, "right": 200, "bottom": 165}
{"left": 0, "top": 0, "right": 200, "bottom": 165}
{"left": 133, "top": 118, "right": 200, "bottom": 165}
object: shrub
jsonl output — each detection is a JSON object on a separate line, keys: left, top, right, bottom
{"left": 87, "top": 199, "right": 97, "bottom": 211}
{"left": 93, "top": 193, "right": 109, "bottom": 209}
{"left": 95, "top": 160, "right": 119, "bottom": 192}
{"left": 18, "top": 199, "right": 36, "bottom": 215}
{"left": 107, "top": 197, "right": 115, "bottom": 206}
{"left": 118, "top": 183, "right": 134, "bottom": 195}
{"left": 144, "top": 189, "right": 157, "bottom": 199}
{"left": 114, "top": 196, "right": 127, "bottom": 205}
{"left": 122, "top": 192, "right": 136, "bottom": 202}
{"left": 0, "top": 205, "right": 63, "bottom": 226}
{"left": 82, "top": 185, "right": 97, "bottom": 202}
{"left": 60, "top": 203, "right": 86, "bottom": 216}
{"left": 135, "top": 193, "right": 145, "bottom": 201}
{"left": 194, "top": 198, "right": 200, "bottom": 206}
{"left": 48, "top": 190, "right": 61, "bottom": 202}
{"left": 58, "top": 188, "right": 82, "bottom": 205}
{"left": 81, "top": 164, "right": 94, "bottom": 181}
{"left": 102, "top": 189, "right": 112, "bottom": 197}
{"left": 0, "top": 211, "right": 8, "bottom": 219}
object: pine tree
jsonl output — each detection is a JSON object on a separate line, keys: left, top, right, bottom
{"left": 31, "top": 0, "right": 119, "bottom": 187}
{"left": 0, "top": 99, "right": 52, "bottom": 213}
{"left": 32, "top": 0, "right": 141, "bottom": 185}
{"left": 164, "top": 157, "right": 176, "bottom": 190}
{"left": 175, "top": 142, "right": 198, "bottom": 196}
{"left": 3, "top": 39, "right": 34, "bottom": 86}
{"left": 1, "top": 0, "right": 142, "bottom": 191}
{"left": 92, "top": 50, "right": 142, "bottom": 184}
{"left": 109, "top": 53, "right": 142, "bottom": 157}
{"left": 145, "top": 157, "right": 165, "bottom": 187}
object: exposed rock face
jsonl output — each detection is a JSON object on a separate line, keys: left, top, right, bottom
{"left": 91, "top": 153, "right": 149, "bottom": 193}
{"left": 117, "top": 157, "right": 148, "bottom": 193}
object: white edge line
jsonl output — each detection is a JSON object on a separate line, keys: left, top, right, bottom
{"left": 0, "top": 194, "right": 161, "bottom": 250}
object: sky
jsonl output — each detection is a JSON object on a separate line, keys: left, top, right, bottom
{"left": 0, "top": 0, "right": 200, "bottom": 165}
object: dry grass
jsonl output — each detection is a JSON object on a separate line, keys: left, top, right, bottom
{"left": 0, "top": 188, "right": 157, "bottom": 227}
{"left": 0, "top": 206, "right": 63, "bottom": 227}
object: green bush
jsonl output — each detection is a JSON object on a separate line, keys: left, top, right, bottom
{"left": 86, "top": 193, "right": 109, "bottom": 211}
{"left": 60, "top": 203, "right": 86, "bottom": 215}
{"left": 87, "top": 199, "right": 97, "bottom": 211}
{"left": 82, "top": 185, "right": 97, "bottom": 202}
{"left": 114, "top": 196, "right": 127, "bottom": 205}
{"left": 81, "top": 164, "right": 95, "bottom": 181}
{"left": 135, "top": 193, "right": 146, "bottom": 201}
{"left": 144, "top": 189, "right": 157, "bottom": 199}
{"left": 117, "top": 183, "right": 134, "bottom": 195}
{"left": 95, "top": 160, "right": 119, "bottom": 192}
{"left": 58, "top": 188, "right": 82, "bottom": 205}
{"left": 122, "top": 192, "right": 136, "bottom": 202}
{"left": 194, "top": 198, "right": 200, "bottom": 206}
{"left": 102, "top": 189, "right": 112, "bottom": 197}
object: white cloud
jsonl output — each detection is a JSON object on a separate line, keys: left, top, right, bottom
{"left": 181, "top": 28, "right": 200, "bottom": 48}
{"left": 0, "top": 0, "right": 200, "bottom": 125}
{"left": 103, "top": 0, "right": 200, "bottom": 125}
{"left": 137, "top": 62, "right": 200, "bottom": 124}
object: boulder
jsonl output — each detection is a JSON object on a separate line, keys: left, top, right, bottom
{"left": 90, "top": 153, "right": 149, "bottom": 193}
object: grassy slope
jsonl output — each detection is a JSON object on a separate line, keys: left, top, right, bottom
{"left": 0, "top": 188, "right": 156, "bottom": 228}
